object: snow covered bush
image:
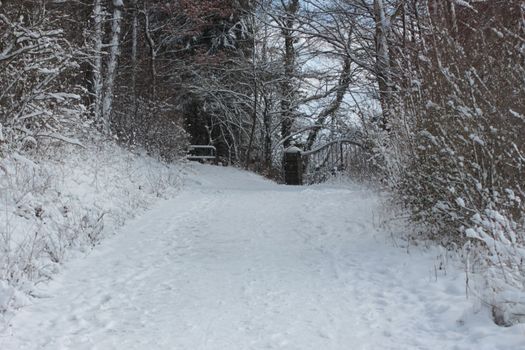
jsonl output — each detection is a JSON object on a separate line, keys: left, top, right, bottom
{"left": 382, "top": 0, "right": 525, "bottom": 326}
{"left": 0, "top": 135, "right": 185, "bottom": 318}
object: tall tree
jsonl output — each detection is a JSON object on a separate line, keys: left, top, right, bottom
{"left": 101, "top": 0, "right": 124, "bottom": 133}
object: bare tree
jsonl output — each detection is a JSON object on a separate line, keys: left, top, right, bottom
{"left": 0, "top": 2, "right": 83, "bottom": 149}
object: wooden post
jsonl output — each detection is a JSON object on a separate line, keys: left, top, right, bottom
{"left": 284, "top": 146, "right": 303, "bottom": 185}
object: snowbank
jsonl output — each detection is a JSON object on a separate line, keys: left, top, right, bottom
{"left": 0, "top": 139, "right": 186, "bottom": 320}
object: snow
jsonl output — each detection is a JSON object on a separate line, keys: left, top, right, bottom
{"left": 0, "top": 140, "right": 185, "bottom": 318}
{"left": 469, "top": 134, "right": 484, "bottom": 146}
{"left": 1, "top": 164, "right": 524, "bottom": 349}
{"left": 453, "top": 0, "right": 475, "bottom": 10}
{"left": 455, "top": 197, "right": 466, "bottom": 208}
{"left": 510, "top": 109, "right": 525, "bottom": 121}
{"left": 285, "top": 146, "right": 302, "bottom": 154}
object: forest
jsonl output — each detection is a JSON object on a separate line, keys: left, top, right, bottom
{"left": 1, "top": 0, "right": 525, "bottom": 332}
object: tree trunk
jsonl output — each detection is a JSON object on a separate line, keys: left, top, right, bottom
{"left": 280, "top": 0, "right": 299, "bottom": 148}
{"left": 374, "top": 0, "right": 392, "bottom": 132}
{"left": 144, "top": 6, "right": 157, "bottom": 97}
{"left": 92, "top": 0, "right": 104, "bottom": 126}
{"left": 130, "top": 0, "right": 139, "bottom": 141}
{"left": 245, "top": 16, "right": 258, "bottom": 169}
{"left": 263, "top": 95, "right": 272, "bottom": 169}
{"left": 131, "top": 0, "right": 138, "bottom": 100}
{"left": 101, "top": 0, "right": 124, "bottom": 134}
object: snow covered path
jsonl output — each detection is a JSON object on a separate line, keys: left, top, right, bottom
{"left": 1, "top": 165, "right": 522, "bottom": 349}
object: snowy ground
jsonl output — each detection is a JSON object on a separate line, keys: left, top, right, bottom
{"left": 0, "top": 164, "right": 523, "bottom": 349}
{"left": 0, "top": 141, "right": 185, "bottom": 316}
